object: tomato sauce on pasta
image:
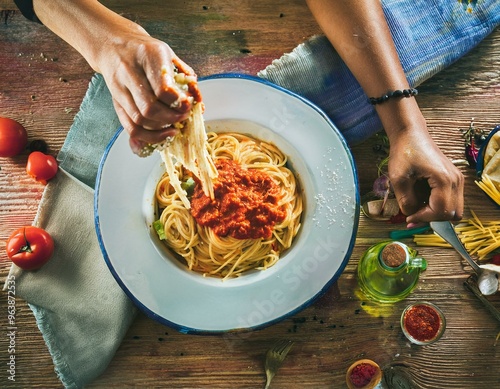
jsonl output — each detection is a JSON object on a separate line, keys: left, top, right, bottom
{"left": 190, "top": 159, "right": 286, "bottom": 240}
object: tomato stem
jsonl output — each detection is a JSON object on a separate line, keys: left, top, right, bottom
{"left": 18, "top": 227, "right": 33, "bottom": 254}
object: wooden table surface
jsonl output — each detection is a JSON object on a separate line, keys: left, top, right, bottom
{"left": 1, "top": 1, "right": 499, "bottom": 388}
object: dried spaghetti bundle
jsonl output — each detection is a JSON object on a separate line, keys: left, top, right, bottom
{"left": 414, "top": 211, "right": 500, "bottom": 260}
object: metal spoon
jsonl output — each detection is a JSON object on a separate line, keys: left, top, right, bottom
{"left": 430, "top": 221, "right": 499, "bottom": 296}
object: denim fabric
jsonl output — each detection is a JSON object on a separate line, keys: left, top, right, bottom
{"left": 258, "top": 0, "right": 500, "bottom": 145}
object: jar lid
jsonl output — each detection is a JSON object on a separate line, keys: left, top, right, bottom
{"left": 381, "top": 242, "right": 406, "bottom": 268}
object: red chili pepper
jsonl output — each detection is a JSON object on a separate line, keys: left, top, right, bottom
{"left": 465, "top": 141, "right": 479, "bottom": 169}
{"left": 462, "top": 119, "right": 486, "bottom": 169}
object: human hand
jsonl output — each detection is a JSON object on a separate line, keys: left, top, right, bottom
{"left": 387, "top": 128, "right": 464, "bottom": 225}
{"left": 93, "top": 26, "right": 200, "bottom": 155}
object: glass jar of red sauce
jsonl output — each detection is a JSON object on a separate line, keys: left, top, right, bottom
{"left": 401, "top": 302, "right": 446, "bottom": 345}
{"left": 346, "top": 359, "right": 382, "bottom": 389}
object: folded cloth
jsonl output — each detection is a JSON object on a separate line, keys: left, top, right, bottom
{"left": 6, "top": 0, "right": 500, "bottom": 387}
{"left": 6, "top": 170, "right": 137, "bottom": 389}
{"left": 57, "top": 74, "right": 122, "bottom": 188}
{"left": 5, "top": 75, "right": 133, "bottom": 389}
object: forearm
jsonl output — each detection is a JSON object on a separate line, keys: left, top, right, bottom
{"left": 33, "top": 0, "right": 147, "bottom": 74}
{"left": 305, "top": 0, "right": 426, "bottom": 138}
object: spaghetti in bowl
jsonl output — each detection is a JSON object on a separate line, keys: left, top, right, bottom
{"left": 152, "top": 129, "right": 303, "bottom": 280}
{"left": 95, "top": 74, "right": 359, "bottom": 333}
{"left": 145, "top": 119, "right": 309, "bottom": 287}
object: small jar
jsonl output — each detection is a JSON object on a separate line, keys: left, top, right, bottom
{"left": 346, "top": 359, "right": 382, "bottom": 389}
{"left": 401, "top": 302, "right": 446, "bottom": 345}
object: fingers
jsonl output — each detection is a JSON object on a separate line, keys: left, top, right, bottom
{"left": 404, "top": 188, "right": 463, "bottom": 224}
{"left": 119, "top": 83, "right": 189, "bottom": 129}
{"left": 101, "top": 39, "right": 199, "bottom": 156}
{"left": 146, "top": 54, "right": 198, "bottom": 112}
{"left": 164, "top": 57, "right": 202, "bottom": 104}
{"left": 393, "top": 168, "right": 464, "bottom": 224}
{"left": 113, "top": 99, "right": 180, "bottom": 155}
{"left": 172, "top": 57, "right": 196, "bottom": 76}
{"left": 111, "top": 65, "right": 190, "bottom": 130}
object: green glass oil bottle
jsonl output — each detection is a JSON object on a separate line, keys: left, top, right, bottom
{"left": 357, "top": 241, "right": 427, "bottom": 303}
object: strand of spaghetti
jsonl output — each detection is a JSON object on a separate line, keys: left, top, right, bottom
{"left": 413, "top": 233, "right": 449, "bottom": 247}
{"left": 210, "top": 247, "right": 248, "bottom": 276}
{"left": 155, "top": 176, "right": 176, "bottom": 207}
{"left": 475, "top": 174, "right": 500, "bottom": 205}
{"left": 155, "top": 132, "right": 302, "bottom": 279}
{"left": 477, "top": 240, "right": 500, "bottom": 259}
{"left": 160, "top": 103, "right": 218, "bottom": 208}
{"left": 161, "top": 205, "right": 197, "bottom": 251}
{"left": 219, "top": 241, "right": 270, "bottom": 279}
{"left": 160, "top": 151, "right": 190, "bottom": 209}
{"left": 190, "top": 103, "right": 217, "bottom": 199}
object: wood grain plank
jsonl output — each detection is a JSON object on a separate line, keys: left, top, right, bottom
{"left": 0, "top": 3, "right": 499, "bottom": 388}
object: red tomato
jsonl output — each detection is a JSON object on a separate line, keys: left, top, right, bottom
{"left": 6, "top": 226, "right": 54, "bottom": 270}
{"left": 26, "top": 151, "right": 58, "bottom": 184}
{"left": 0, "top": 117, "right": 28, "bottom": 157}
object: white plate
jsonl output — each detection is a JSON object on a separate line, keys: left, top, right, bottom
{"left": 95, "top": 74, "right": 359, "bottom": 333}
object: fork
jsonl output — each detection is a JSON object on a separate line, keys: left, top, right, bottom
{"left": 264, "top": 339, "right": 294, "bottom": 389}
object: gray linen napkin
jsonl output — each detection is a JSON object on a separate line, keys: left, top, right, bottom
{"left": 5, "top": 74, "right": 135, "bottom": 389}
{"left": 5, "top": 0, "right": 500, "bottom": 387}
{"left": 7, "top": 170, "right": 136, "bottom": 389}
{"left": 57, "top": 74, "right": 122, "bottom": 188}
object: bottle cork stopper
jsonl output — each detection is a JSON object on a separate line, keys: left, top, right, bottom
{"left": 381, "top": 243, "right": 406, "bottom": 268}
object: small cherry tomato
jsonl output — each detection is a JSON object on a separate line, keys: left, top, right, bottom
{"left": 6, "top": 226, "right": 54, "bottom": 270}
{"left": 0, "top": 117, "right": 28, "bottom": 157}
{"left": 26, "top": 151, "right": 58, "bottom": 184}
